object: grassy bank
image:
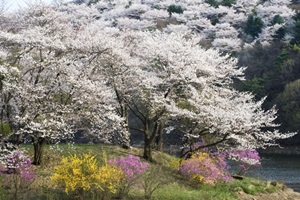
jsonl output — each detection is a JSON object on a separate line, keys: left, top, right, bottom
{"left": 0, "top": 144, "right": 282, "bottom": 200}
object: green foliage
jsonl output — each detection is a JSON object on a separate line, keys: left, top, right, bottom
{"left": 210, "top": 16, "right": 219, "bottom": 25}
{"left": 244, "top": 15, "right": 263, "bottom": 38}
{"left": 273, "top": 27, "right": 286, "bottom": 40}
{"left": 150, "top": 177, "right": 279, "bottom": 200}
{"left": 290, "top": 13, "right": 300, "bottom": 44}
{"left": 292, "top": 20, "right": 300, "bottom": 44}
{"left": 292, "top": 44, "right": 300, "bottom": 52}
{"left": 228, "top": 177, "right": 280, "bottom": 195}
{"left": 0, "top": 176, "right": 7, "bottom": 199}
{"left": 205, "top": 0, "right": 236, "bottom": 7}
{"left": 238, "top": 42, "right": 300, "bottom": 141}
{"left": 271, "top": 15, "right": 284, "bottom": 25}
{"left": 167, "top": 5, "right": 184, "bottom": 16}
{"left": 176, "top": 99, "right": 195, "bottom": 110}
{"left": 275, "top": 49, "right": 291, "bottom": 70}
{"left": 0, "top": 123, "right": 12, "bottom": 136}
{"left": 52, "top": 92, "right": 72, "bottom": 104}
{"left": 243, "top": 77, "right": 266, "bottom": 98}
{"left": 205, "top": 0, "right": 219, "bottom": 8}
{"left": 153, "top": 182, "right": 237, "bottom": 200}
{"left": 142, "top": 166, "right": 168, "bottom": 199}
{"left": 275, "top": 79, "right": 300, "bottom": 131}
{"left": 221, "top": 0, "right": 236, "bottom": 7}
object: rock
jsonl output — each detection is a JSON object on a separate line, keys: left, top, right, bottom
{"left": 271, "top": 181, "right": 277, "bottom": 186}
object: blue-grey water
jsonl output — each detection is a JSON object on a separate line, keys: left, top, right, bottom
{"left": 246, "top": 154, "right": 300, "bottom": 192}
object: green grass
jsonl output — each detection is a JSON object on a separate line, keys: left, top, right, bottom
{"left": 13, "top": 144, "right": 282, "bottom": 200}
{"left": 152, "top": 182, "right": 236, "bottom": 200}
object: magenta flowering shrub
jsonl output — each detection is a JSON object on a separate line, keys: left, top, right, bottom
{"left": 5, "top": 150, "right": 36, "bottom": 180}
{"left": 227, "top": 149, "right": 261, "bottom": 175}
{"left": 0, "top": 150, "right": 36, "bottom": 199}
{"left": 108, "top": 155, "right": 149, "bottom": 198}
{"left": 179, "top": 151, "right": 232, "bottom": 185}
{"left": 108, "top": 155, "right": 149, "bottom": 183}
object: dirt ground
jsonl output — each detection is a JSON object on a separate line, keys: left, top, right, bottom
{"left": 238, "top": 188, "right": 300, "bottom": 200}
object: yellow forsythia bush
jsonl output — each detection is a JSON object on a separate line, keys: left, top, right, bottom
{"left": 51, "top": 153, "right": 123, "bottom": 195}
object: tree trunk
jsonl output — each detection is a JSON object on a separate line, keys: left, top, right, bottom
{"left": 32, "top": 137, "right": 46, "bottom": 165}
{"left": 121, "top": 105, "right": 131, "bottom": 149}
{"left": 156, "top": 121, "right": 164, "bottom": 151}
{"left": 143, "top": 121, "right": 158, "bottom": 162}
{"left": 143, "top": 137, "right": 153, "bottom": 161}
{"left": 114, "top": 86, "right": 131, "bottom": 149}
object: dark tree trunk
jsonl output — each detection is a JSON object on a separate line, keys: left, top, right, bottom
{"left": 155, "top": 120, "right": 165, "bottom": 151}
{"left": 121, "top": 105, "right": 131, "bottom": 149}
{"left": 114, "top": 87, "right": 131, "bottom": 149}
{"left": 32, "top": 137, "right": 46, "bottom": 165}
{"left": 143, "top": 137, "right": 153, "bottom": 161}
{"left": 143, "top": 121, "right": 158, "bottom": 162}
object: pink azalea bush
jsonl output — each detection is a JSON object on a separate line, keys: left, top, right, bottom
{"left": 227, "top": 149, "right": 261, "bottom": 175}
{"left": 109, "top": 155, "right": 149, "bottom": 183}
{"left": 1, "top": 150, "right": 36, "bottom": 180}
{"left": 182, "top": 142, "right": 261, "bottom": 177}
{"left": 0, "top": 150, "right": 36, "bottom": 199}
{"left": 179, "top": 151, "right": 232, "bottom": 185}
{"left": 108, "top": 155, "right": 149, "bottom": 197}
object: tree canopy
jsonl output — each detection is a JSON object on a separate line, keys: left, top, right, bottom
{"left": 0, "top": 0, "right": 298, "bottom": 163}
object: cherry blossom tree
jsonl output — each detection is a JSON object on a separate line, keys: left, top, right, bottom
{"left": 121, "top": 30, "right": 295, "bottom": 160}
{"left": 0, "top": 4, "right": 128, "bottom": 164}
{"left": 175, "top": 87, "right": 296, "bottom": 157}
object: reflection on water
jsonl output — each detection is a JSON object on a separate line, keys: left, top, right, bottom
{"left": 247, "top": 154, "right": 300, "bottom": 192}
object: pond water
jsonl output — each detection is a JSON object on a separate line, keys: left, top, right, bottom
{"left": 247, "top": 154, "right": 300, "bottom": 192}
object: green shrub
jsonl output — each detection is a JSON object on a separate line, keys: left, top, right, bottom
{"left": 244, "top": 15, "right": 263, "bottom": 38}
{"left": 167, "top": 5, "right": 184, "bottom": 16}
{"left": 271, "top": 15, "right": 284, "bottom": 25}
{"left": 0, "top": 123, "right": 12, "bottom": 136}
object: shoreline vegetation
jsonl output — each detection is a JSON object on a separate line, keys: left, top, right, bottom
{"left": 0, "top": 144, "right": 294, "bottom": 200}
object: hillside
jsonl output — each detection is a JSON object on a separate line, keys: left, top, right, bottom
{"left": 9, "top": 144, "right": 294, "bottom": 200}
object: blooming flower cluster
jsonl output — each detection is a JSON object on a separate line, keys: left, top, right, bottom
{"left": 179, "top": 151, "right": 232, "bottom": 185}
{"left": 0, "top": 142, "right": 17, "bottom": 165}
{"left": 108, "top": 155, "right": 149, "bottom": 183}
{"left": 4, "top": 150, "right": 36, "bottom": 181}
{"left": 51, "top": 153, "right": 123, "bottom": 195}
{"left": 227, "top": 149, "right": 261, "bottom": 175}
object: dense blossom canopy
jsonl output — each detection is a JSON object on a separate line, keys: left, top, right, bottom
{"left": 0, "top": 0, "right": 297, "bottom": 162}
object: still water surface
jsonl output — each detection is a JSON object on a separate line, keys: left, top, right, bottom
{"left": 247, "top": 154, "right": 300, "bottom": 192}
